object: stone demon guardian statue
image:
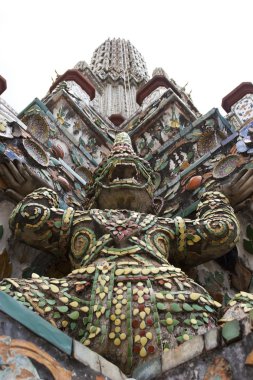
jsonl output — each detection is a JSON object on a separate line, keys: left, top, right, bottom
{"left": 0, "top": 133, "right": 246, "bottom": 374}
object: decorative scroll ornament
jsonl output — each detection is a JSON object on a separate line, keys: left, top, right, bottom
{"left": 0, "top": 336, "right": 72, "bottom": 380}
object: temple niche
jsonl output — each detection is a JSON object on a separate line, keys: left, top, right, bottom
{"left": 0, "top": 38, "right": 253, "bottom": 379}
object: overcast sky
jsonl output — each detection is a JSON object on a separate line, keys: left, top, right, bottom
{"left": 1, "top": 0, "right": 252, "bottom": 116}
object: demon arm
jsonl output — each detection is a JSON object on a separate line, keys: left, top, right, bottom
{"left": 9, "top": 187, "right": 75, "bottom": 257}
{"left": 0, "top": 159, "right": 52, "bottom": 202}
{"left": 169, "top": 191, "right": 240, "bottom": 267}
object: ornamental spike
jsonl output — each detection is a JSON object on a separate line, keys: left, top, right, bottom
{"left": 112, "top": 132, "right": 135, "bottom": 154}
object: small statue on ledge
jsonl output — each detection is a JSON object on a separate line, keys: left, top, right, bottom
{"left": 0, "top": 133, "right": 243, "bottom": 374}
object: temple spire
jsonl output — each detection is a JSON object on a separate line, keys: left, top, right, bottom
{"left": 89, "top": 38, "right": 149, "bottom": 119}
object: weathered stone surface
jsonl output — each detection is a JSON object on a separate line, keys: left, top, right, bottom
{"left": 132, "top": 356, "right": 162, "bottom": 380}
{"left": 156, "top": 323, "right": 253, "bottom": 380}
{"left": 73, "top": 340, "right": 101, "bottom": 372}
{"left": 0, "top": 335, "right": 73, "bottom": 380}
{"left": 98, "top": 353, "right": 127, "bottom": 380}
{"left": 231, "top": 259, "right": 252, "bottom": 291}
{"left": 162, "top": 335, "right": 204, "bottom": 372}
{"left": 203, "top": 356, "right": 232, "bottom": 380}
{"left": 204, "top": 328, "right": 219, "bottom": 351}
{"left": 0, "top": 336, "right": 41, "bottom": 379}
{"left": 245, "top": 350, "right": 253, "bottom": 366}
{"left": 0, "top": 311, "right": 111, "bottom": 380}
{"left": 241, "top": 316, "right": 252, "bottom": 336}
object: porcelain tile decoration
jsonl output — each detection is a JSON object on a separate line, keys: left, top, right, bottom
{"left": 1, "top": 39, "right": 253, "bottom": 379}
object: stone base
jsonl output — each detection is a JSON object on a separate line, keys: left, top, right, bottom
{"left": 1, "top": 291, "right": 253, "bottom": 380}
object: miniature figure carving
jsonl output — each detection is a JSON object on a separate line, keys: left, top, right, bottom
{"left": 0, "top": 159, "right": 51, "bottom": 202}
{"left": 220, "top": 168, "right": 253, "bottom": 212}
{"left": 0, "top": 133, "right": 241, "bottom": 374}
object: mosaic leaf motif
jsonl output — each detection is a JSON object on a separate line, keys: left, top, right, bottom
{"left": 0, "top": 132, "right": 240, "bottom": 375}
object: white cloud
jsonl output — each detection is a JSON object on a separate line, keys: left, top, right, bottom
{"left": 1, "top": 0, "right": 253, "bottom": 115}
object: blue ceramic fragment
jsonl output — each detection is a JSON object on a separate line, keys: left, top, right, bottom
{"left": 240, "top": 125, "right": 250, "bottom": 138}
{"left": 0, "top": 142, "right": 5, "bottom": 153}
{"left": 236, "top": 140, "right": 247, "bottom": 153}
{"left": 4, "top": 150, "right": 20, "bottom": 161}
